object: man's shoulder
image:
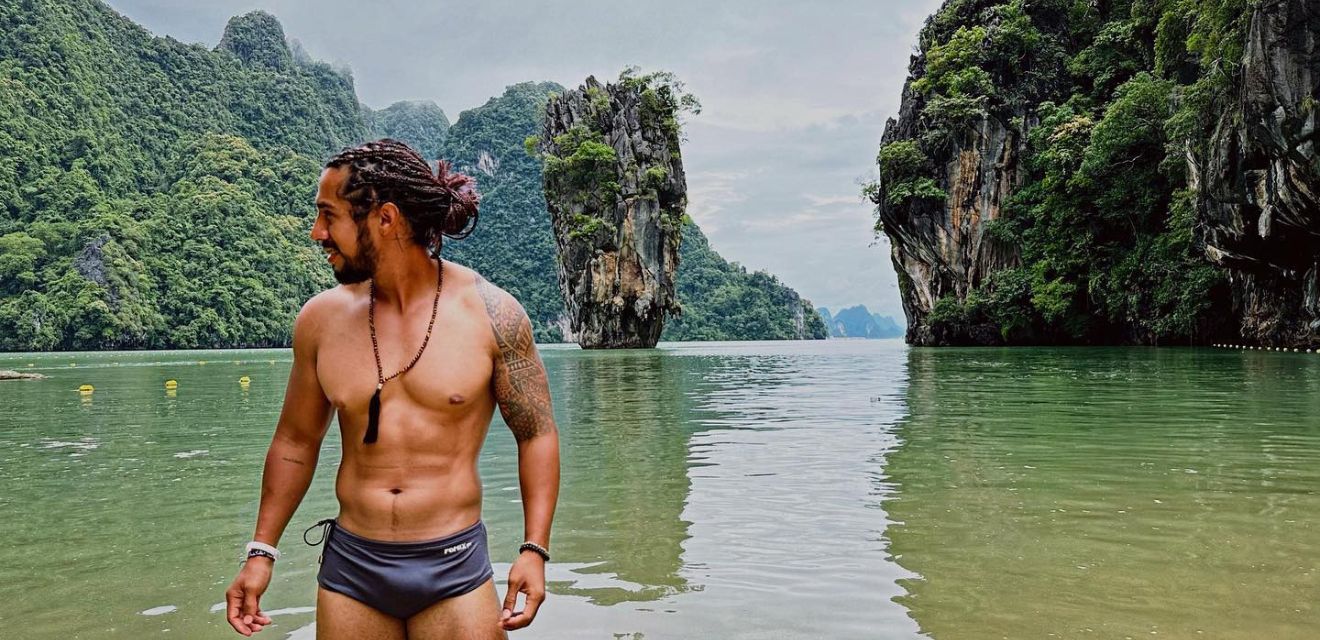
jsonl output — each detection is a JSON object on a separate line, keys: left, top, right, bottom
{"left": 288, "top": 285, "right": 360, "bottom": 354}
{"left": 453, "top": 263, "right": 521, "bottom": 313}
{"left": 301, "top": 283, "right": 364, "bottom": 318}
{"left": 292, "top": 284, "right": 364, "bottom": 340}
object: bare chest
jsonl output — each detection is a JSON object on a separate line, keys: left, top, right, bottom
{"left": 315, "top": 310, "right": 495, "bottom": 421}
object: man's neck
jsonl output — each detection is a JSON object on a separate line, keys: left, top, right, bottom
{"left": 370, "top": 249, "right": 441, "bottom": 312}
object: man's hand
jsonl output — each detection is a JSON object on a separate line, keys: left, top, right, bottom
{"left": 500, "top": 552, "right": 547, "bottom": 631}
{"left": 225, "top": 559, "right": 275, "bottom": 636}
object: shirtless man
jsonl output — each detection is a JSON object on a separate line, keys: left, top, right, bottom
{"left": 224, "top": 139, "right": 560, "bottom": 639}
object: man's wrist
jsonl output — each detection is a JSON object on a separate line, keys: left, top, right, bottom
{"left": 242, "top": 541, "right": 281, "bottom": 563}
{"left": 519, "top": 541, "right": 550, "bottom": 562}
{"left": 242, "top": 554, "right": 275, "bottom": 569}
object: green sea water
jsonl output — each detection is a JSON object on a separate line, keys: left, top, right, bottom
{"left": 0, "top": 341, "right": 1316, "bottom": 639}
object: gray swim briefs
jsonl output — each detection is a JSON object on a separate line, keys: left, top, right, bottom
{"left": 306, "top": 518, "right": 494, "bottom": 619}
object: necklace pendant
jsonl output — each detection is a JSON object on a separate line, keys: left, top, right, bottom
{"left": 365, "top": 384, "right": 382, "bottom": 444}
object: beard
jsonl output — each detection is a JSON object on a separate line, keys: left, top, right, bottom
{"left": 327, "top": 224, "right": 377, "bottom": 285}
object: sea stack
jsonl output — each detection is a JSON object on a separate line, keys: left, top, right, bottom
{"left": 535, "top": 73, "right": 688, "bottom": 348}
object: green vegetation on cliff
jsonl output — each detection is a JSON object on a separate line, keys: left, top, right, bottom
{"left": 438, "top": 82, "right": 568, "bottom": 342}
{"left": 663, "top": 225, "right": 828, "bottom": 341}
{"left": 873, "top": 0, "right": 1245, "bottom": 344}
{"left": 1, "top": 2, "right": 828, "bottom": 350}
{"left": 0, "top": 1, "right": 357, "bottom": 350}
{"left": 363, "top": 100, "right": 451, "bottom": 162}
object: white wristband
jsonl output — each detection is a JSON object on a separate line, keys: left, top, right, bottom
{"left": 243, "top": 541, "right": 280, "bottom": 562}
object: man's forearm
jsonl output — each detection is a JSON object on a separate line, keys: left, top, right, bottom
{"left": 517, "top": 433, "right": 560, "bottom": 547}
{"left": 252, "top": 434, "right": 321, "bottom": 546}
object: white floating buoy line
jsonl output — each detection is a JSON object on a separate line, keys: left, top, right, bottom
{"left": 1214, "top": 342, "right": 1318, "bottom": 352}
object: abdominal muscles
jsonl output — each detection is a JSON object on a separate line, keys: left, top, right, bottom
{"left": 331, "top": 412, "right": 491, "bottom": 541}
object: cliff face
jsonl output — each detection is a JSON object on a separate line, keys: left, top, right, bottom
{"left": 877, "top": 95, "right": 1028, "bottom": 345}
{"left": 875, "top": 0, "right": 1049, "bottom": 346}
{"left": 1194, "top": 0, "right": 1320, "bottom": 347}
{"left": 537, "top": 75, "right": 686, "bottom": 348}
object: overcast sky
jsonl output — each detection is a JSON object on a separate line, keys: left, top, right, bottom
{"left": 105, "top": 0, "right": 943, "bottom": 319}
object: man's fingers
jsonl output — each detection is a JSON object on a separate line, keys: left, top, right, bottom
{"left": 521, "top": 591, "right": 544, "bottom": 624}
{"left": 248, "top": 609, "right": 272, "bottom": 633}
{"left": 501, "top": 590, "right": 544, "bottom": 630}
{"left": 226, "top": 588, "right": 252, "bottom": 636}
{"left": 502, "top": 576, "right": 521, "bottom": 613}
{"left": 242, "top": 591, "right": 261, "bottom": 628}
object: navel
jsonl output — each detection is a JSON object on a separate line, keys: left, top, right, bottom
{"left": 448, "top": 393, "right": 465, "bottom": 405}
{"left": 388, "top": 488, "right": 402, "bottom": 495}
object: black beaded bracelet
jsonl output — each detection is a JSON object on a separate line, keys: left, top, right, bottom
{"left": 519, "top": 542, "right": 550, "bottom": 562}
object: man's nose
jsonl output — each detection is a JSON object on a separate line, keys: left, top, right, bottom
{"left": 310, "top": 216, "right": 327, "bottom": 242}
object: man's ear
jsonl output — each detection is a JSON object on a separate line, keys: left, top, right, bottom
{"left": 377, "top": 201, "right": 401, "bottom": 232}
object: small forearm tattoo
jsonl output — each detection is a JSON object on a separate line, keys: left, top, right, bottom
{"left": 475, "top": 274, "right": 557, "bottom": 442}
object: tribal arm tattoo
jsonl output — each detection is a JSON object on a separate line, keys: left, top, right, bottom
{"left": 476, "top": 274, "right": 558, "bottom": 442}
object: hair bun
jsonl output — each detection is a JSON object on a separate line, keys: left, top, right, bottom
{"left": 435, "top": 160, "right": 480, "bottom": 238}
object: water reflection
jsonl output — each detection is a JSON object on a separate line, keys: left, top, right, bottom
{"left": 666, "top": 341, "right": 920, "bottom": 639}
{"left": 543, "top": 349, "right": 696, "bottom": 603}
{"left": 7, "top": 341, "right": 1194, "bottom": 639}
{"left": 886, "top": 347, "right": 1320, "bottom": 639}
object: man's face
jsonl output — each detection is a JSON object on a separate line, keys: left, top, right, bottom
{"left": 312, "top": 166, "right": 377, "bottom": 285}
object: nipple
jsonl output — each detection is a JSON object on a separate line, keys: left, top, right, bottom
{"left": 448, "top": 394, "right": 465, "bottom": 405}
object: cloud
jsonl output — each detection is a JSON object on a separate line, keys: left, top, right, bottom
{"left": 685, "top": 170, "right": 757, "bottom": 235}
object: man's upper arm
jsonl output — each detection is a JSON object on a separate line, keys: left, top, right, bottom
{"left": 475, "top": 274, "right": 557, "bottom": 442}
{"left": 274, "top": 297, "right": 333, "bottom": 446}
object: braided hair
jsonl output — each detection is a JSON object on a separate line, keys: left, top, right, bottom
{"left": 326, "top": 139, "right": 480, "bottom": 257}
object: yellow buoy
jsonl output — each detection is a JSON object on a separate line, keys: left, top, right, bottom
{"left": 78, "top": 384, "right": 94, "bottom": 394}
{"left": 165, "top": 380, "right": 178, "bottom": 389}
{"left": 198, "top": 361, "right": 206, "bottom": 366}
{"left": 239, "top": 376, "right": 251, "bottom": 385}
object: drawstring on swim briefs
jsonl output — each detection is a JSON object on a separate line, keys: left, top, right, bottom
{"left": 304, "top": 518, "right": 335, "bottom": 564}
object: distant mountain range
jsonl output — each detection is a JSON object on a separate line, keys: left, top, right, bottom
{"left": 817, "top": 306, "right": 904, "bottom": 339}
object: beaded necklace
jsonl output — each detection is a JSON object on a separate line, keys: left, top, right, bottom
{"left": 365, "top": 261, "right": 443, "bottom": 444}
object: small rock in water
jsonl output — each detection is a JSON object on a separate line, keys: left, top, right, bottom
{"left": 140, "top": 605, "right": 177, "bottom": 616}
{"left": 0, "top": 369, "right": 46, "bottom": 380}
